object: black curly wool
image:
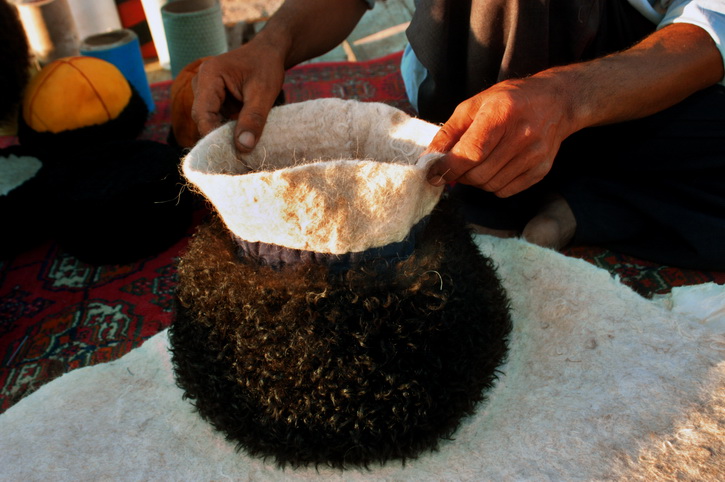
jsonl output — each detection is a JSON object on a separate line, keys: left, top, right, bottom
{"left": 169, "top": 195, "right": 512, "bottom": 469}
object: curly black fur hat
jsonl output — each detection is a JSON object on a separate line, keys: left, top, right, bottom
{"left": 170, "top": 195, "right": 511, "bottom": 469}
{"left": 170, "top": 99, "right": 512, "bottom": 469}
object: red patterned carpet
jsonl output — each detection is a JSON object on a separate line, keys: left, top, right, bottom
{"left": 1, "top": 51, "right": 723, "bottom": 413}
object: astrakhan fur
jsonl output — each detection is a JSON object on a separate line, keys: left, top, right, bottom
{"left": 169, "top": 196, "right": 512, "bottom": 469}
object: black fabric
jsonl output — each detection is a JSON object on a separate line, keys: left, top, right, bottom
{"left": 45, "top": 140, "right": 193, "bottom": 265}
{"left": 559, "top": 85, "right": 725, "bottom": 270}
{"left": 408, "top": 0, "right": 655, "bottom": 123}
{"left": 407, "top": 0, "right": 725, "bottom": 270}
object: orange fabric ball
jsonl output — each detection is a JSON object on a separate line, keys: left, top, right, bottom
{"left": 22, "top": 57, "right": 132, "bottom": 133}
{"left": 170, "top": 57, "right": 204, "bottom": 149}
{"left": 170, "top": 56, "right": 215, "bottom": 149}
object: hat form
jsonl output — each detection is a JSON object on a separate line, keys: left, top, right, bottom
{"left": 182, "top": 98, "right": 444, "bottom": 258}
{"left": 172, "top": 99, "right": 512, "bottom": 468}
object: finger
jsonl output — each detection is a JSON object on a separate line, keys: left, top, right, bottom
{"left": 191, "top": 72, "right": 229, "bottom": 138}
{"left": 427, "top": 111, "right": 504, "bottom": 186}
{"left": 481, "top": 159, "right": 551, "bottom": 198}
{"left": 424, "top": 119, "right": 467, "bottom": 156}
{"left": 469, "top": 135, "right": 556, "bottom": 196}
{"left": 457, "top": 139, "right": 531, "bottom": 191}
{"left": 232, "top": 79, "right": 282, "bottom": 153}
{"left": 491, "top": 171, "right": 541, "bottom": 198}
{"left": 422, "top": 97, "right": 482, "bottom": 160}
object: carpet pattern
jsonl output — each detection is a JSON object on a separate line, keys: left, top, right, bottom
{"left": 1, "top": 51, "right": 723, "bottom": 413}
{"left": 563, "top": 246, "right": 725, "bottom": 298}
{"left": 2, "top": 238, "right": 723, "bottom": 480}
{"left": 284, "top": 53, "right": 416, "bottom": 115}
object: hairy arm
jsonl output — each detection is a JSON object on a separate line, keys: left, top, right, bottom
{"left": 192, "top": 0, "right": 368, "bottom": 152}
{"left": 565, "top": 22, "right": 723, "bottom": 127}
{"left": 261, "top": 0, "right": 369, "bottom": 69}
{"left": 426, "top": 23, "right": 724, "bottom": 197}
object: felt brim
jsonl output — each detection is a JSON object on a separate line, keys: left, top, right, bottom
{"left": 183, "top": 99, "right": 443, "bottom": 254}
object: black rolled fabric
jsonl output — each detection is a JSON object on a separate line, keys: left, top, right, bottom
{"left": 45, "top": 140, "right": 193, "bottom": 265}
{"left": 234, "top": 215, "right": 430, "bottom": 273}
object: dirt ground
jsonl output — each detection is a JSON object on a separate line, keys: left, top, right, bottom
{"left": 219, "top": 0, "right": 284, "bottom": 23}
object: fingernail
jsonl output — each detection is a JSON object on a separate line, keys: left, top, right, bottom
{"left": 427, "top": 171, "right": 445, "bottom": 186}
{"left": 238, "top": 131, "right": 256, "bottom": 149}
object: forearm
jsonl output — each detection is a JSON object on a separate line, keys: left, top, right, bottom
{"left": 546, "top": 23, "right": 724, "bottom": 134}
{"left": 424, "top": 22, "right": 724, "bottom": 196}
{"left": 252, "top": 0, "right": 368, "bottom": 69}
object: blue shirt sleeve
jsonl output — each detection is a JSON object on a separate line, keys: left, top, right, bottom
{"left": 659, "top": 0, "right": 725, "bottom": 85}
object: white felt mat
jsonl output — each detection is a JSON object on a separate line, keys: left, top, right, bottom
{"left": 1, "top": 236, "right": 723, "bottom": 481}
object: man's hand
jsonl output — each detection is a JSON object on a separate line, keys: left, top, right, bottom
{"left": 191, "top": 42, "right": 286, "bottom": 154}
{"left": 425, "top": 23, "right": 723, "bottom": 198}
{"left": 425, "top": 75, "right": 574, "bottom": 198}
{"left": 190, "top": 0, "right": 367, "bottom": 155}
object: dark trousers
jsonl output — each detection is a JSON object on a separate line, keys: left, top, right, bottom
{"left": 408, "top": 0, "right": 725, "bottom": 269}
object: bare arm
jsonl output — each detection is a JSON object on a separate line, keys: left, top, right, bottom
{"left": 564, "top": 22, "right": 723, "bottom": 128}
{"left": 191, "top": 0, "right": 368, "bottom": 153}
{"left": 426, "top": 23, "right": 724, "bottom": 197}
{"left": 261, "top": 0, "right": 368, "bottom": 69}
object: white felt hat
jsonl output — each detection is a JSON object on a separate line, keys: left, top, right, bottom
{"left": 182, "top": 98, "right": 443, "bottom": 255}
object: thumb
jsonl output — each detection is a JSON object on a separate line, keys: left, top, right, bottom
{"left": 233, "top": 105, "right": 268, "bottom": 154}
{"left": 424, "top": 114, "right": 471, "bottom": 185}
{"left": 232, "top": 83, "right": 281, "bottom": 154}
{"left": 425, "top": 122, "right": 462, "bottom": 155}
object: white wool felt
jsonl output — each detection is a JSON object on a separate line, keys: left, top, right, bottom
{"left": 182, "top": 98, "right": 444, "bottom": 254}
{"left": 1, "top": 237, "right": 723, "bottom": 480}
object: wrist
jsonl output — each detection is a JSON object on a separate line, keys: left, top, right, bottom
{"left": 250, "top": 22, "right": 294, "bottom": 69}
{"left": 526, "top": 68, "right": 587, "bottom": 138}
